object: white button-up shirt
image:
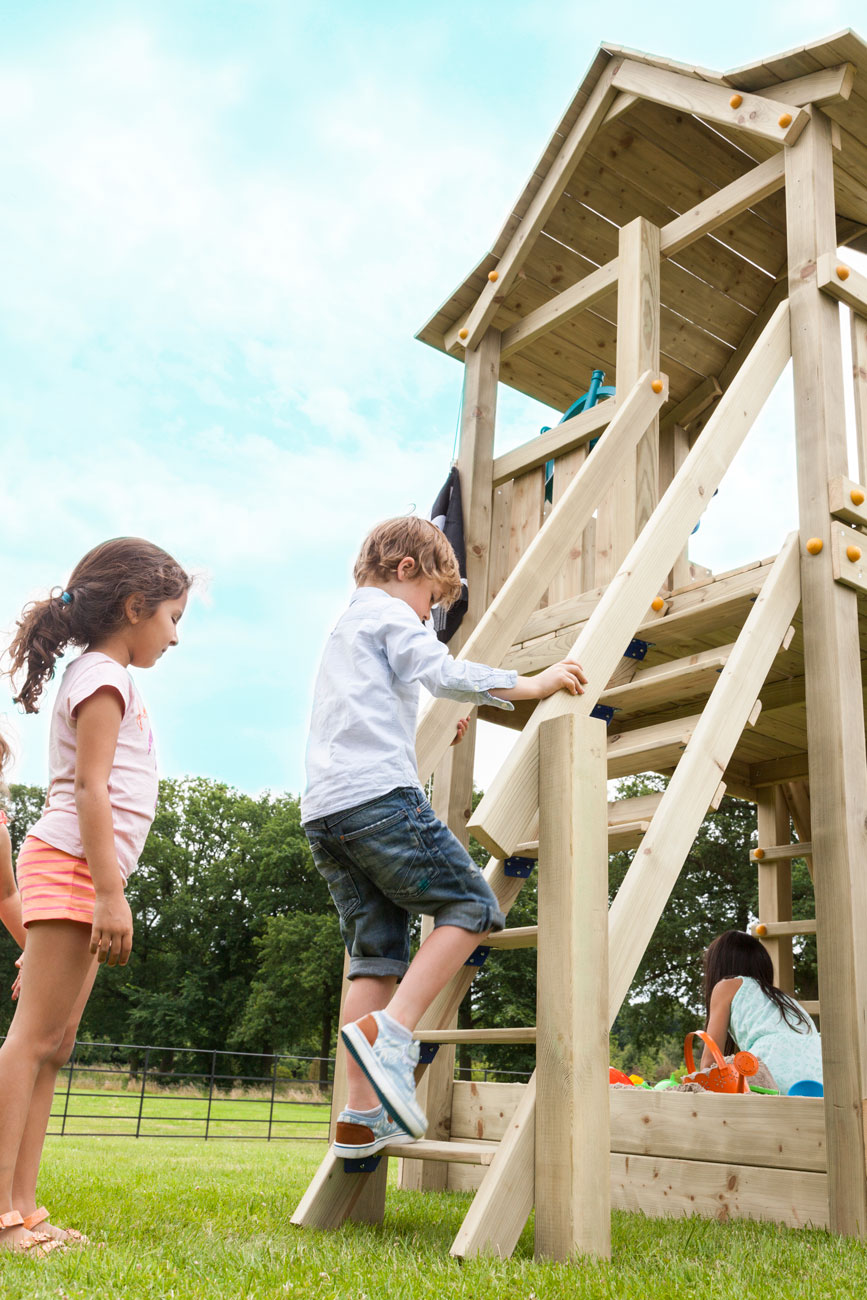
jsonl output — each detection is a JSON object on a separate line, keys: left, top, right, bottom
{"left": 301, "top": 587, "right": 517, "bottom": 822}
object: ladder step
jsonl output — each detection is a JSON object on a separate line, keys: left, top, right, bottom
{"left": 752, "top": 842, "right": 812, "bottom": 862}
{"left": 606, "top": 714, "right": 701, "bottom": 779}
{"left": 516, "top": 819, "right": 652, "bottom": 859}
{"left": 802, "top": 1001, "right": 820, "bottom": 1016}
{"left": 388, "top": 1139, "right": 498, "bottom": 1165}
{"left": 486, "top": 926, "right": 538, "bottom": 950}
{"left": 414, "top": 1027, "right": 537, "bottom": 1045}
{"left": 752, "top": 919, "right": 817, "bottom": 938}
{"left": 599, "top": 644, "right": 733, "bottom": 715}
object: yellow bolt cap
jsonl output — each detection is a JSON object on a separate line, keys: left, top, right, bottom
{"left": 651, "top": 597, "right": 665, "bottom": 612}
{"left": 488, "top": 270, "right": 499, "bottom": 282}
{"left": 778, "top": 113, "right": 793, "bottom": 128}
{"left": 847, "top": 544, "right": 862, "bottom": 563}
{"left": 805, "top": 537, "right": 823, "bottom": 555}
{"left": 729, "top": 94, "right": 743, "bottom": 109}
{"left": 458, "top": 328, "right": 469, "bottom": 340}
{"left": 837, "top": 264, "right": 850, "bottom": 281}
{"left": 850, "top": 488, "right": 865, "bottom": 506}
{"left": 753, "top": 848, "right": 765, "bottom": 860}
{"left": 754, "top": 924, "right": 768, "bottom": 938}
{"left": 651, "top": 378, "right": 663, "bottom": 394}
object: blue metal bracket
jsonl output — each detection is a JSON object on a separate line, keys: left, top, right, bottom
{"left": 504, "top": 855, "right": 535, "bottom": 878}
{"left": 465, "top": 945, "right": 491, "bottom": 968}
{"left": 623, "top": 638, "right": 649, "bottom": 661}
{"left": 590, "top": 704, "right": 615, "bottom": 726}
{"left": 343, "top": 1155, "right": 383, "bottom": 1173}
{"left": 418, "top": 1042, "right": 440, "bottom": 1065}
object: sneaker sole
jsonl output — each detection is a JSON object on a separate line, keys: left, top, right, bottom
{"left": 340, "top": 1023, "right": 428, "bottom": 1138}
{"left": 333, "top": 1131, "right": 415, "bottom": 1160}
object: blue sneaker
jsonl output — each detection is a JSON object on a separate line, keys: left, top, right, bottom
{"left": 332, "top": 1105, "right": 414, "bottom": 1159}
{"left": 341, "top": 1012, "right": 428, "bottom": 1139}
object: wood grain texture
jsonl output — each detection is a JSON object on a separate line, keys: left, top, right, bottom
{"left": 786, "top": 110, "right": 867, "bottom": 1238}
{"left": 536, "top": 715, "right": 610, "bottom": 1259}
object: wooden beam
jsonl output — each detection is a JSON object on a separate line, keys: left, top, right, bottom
{"left": 830, "top": 520, "right": 867, "bottom": 596}
{"left": 500, "top": 259, "right": 618, "bottom": 360}
{"left": 828, "top": 475, "right": 867, "bottom": 529}
{"left": 752, "top": 842, "right": 813, "bottom": 864}
{"left": 600, "top": 645, "right": 732, "bottom": 712}
{"left": 607, "top": 534, "right": 801, "bottom": 1022}
{"left": 444, "top": 64, "right": 618, "bottom": 353}
{"left": 766, "top": 63, "right": 855, "bottom": 109}
{"left": 596, "top": 219, "right": 660, "bottom": 584}
{"left": 414, "top": 1027, "right": 536, "bottom": 1045}
{"left": 659, "top": 376, "right": 722, "bottom": 435}
{"left": 415, "top": 371, "right": 668, "bottom": 784}
{"left": 611, "top": 60, "right": 809, "bottom": 146}
{"left": 450, "top": 1074, "right": 537, "bottom": 1259}
{"left": 491, "top": 398, "right": 616, "bottom": 487}
{"left": 386, "top": 1139, "right": 498, "bottom": 1165}
{"left": 852, "top": 312, "right": 867, "bottom": 486}
{"left": 536, "top": 715, "right": 609, "bottom": 1260}
{"left": 753, "top": 919, "right": 817, "bottom": 939}
{"left": 817, "top": 253, "right": 867, "bottom": 315}
{"left": 611, "top": 1153, "right": 828, "bottom": 1230}
{"left": 659, "top": 153, "right": 786, "bottom": 259}
{"left": 468, "top": 301, "right": 791, "bottom": 859}
{"left": 787, "top": 109, "right": 867, "bottom": 1238}
{"left": 757, "top": 788, "right": 794, "bottom": 992}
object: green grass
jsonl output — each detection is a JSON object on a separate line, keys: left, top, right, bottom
{"left": 1, "top": 1138, "right": 867, "bottom": 1298}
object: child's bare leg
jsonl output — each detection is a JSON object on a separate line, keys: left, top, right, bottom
{"left": 386, "top": 925, "right": 487, "bottom": 1029}
{"left": 11, "top": 954, "right": 98, "bottom": 1240}
{"left": 342, "top": 975, "right": 395, "bottom": 1109}
{"left": 0, "top": 921, "right": 95, "bottom": 1251}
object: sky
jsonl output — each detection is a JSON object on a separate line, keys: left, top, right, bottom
{"left": 0, "top": 0, "right": 863, "bottom": 797}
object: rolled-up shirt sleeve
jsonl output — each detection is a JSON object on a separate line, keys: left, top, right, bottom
{"left": 382, "top": 608, "right": 517, "bottom": 710}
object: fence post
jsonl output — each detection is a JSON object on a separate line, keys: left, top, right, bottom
{"left": 267, "top": 1054, "right": 279, "bottom": 1141}
{"left": 204, "top": 1050, "right": 217, "bottom": 1140}
{"left": 60, "top": 1040, "right": 77, "bottom": 1136}
{"left": 135, "top": 1047, "right": 150, "bottom": 1138}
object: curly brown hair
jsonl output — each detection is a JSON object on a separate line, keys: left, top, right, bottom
{"left": 353, "top": 517, "right": 462, "bottom": 607}
{"left": 6, "top": 537, "right": 191, "bottom": 714}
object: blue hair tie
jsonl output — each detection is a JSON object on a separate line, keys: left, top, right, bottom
{"left": 61, "top": 590, "right": 73, "bottom": 605}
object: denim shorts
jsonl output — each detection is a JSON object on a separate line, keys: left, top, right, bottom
{"left": 304, "top": 786, "right": 505, "bottom": 979}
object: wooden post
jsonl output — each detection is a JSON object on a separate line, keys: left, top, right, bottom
{"left": 536, "top": 714, "right": 610, "bottom": 1260}
{"left": 786, "top": 109, "right": 867, "bottom": 1237}
{"left": 597, "top": 217, "right": 661, "bottom": 584}
{"left": 851, "top": 311, "right": 867, "bottom": 487}
{"left": 756, "top": 788, "right": 794, "bottom": 993}
{"left": 660, "top": 423, "right": 691, "bottom": 589}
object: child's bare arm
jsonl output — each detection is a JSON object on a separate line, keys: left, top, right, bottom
{"left": 489, "top": 659, "right": 587, "bottom": 703}
{"left": 0, "top": 824, "right": 26, "bottom": 949}
{"left": 700, "top": 979, "right": 741, "bottom": 1069}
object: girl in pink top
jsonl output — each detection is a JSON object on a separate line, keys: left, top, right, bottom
{"left": 0, "top": 538, "right": 190, "bottom": 1255}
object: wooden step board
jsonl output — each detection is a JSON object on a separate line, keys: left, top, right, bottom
{"left": 606, "top": 713, "right": 701, "bottom": 778}
{"left": 415, "top": 1027, "right": 537, "bottom": 1045}
{"left": 599, "top": 644, "right": 732, "bottom": 715}
{"left": 385, "top": 1140, "right": 498, "bottom": 1165}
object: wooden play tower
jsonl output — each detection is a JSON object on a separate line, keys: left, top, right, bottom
{"left": 294, "top": 32, "right": 867, "bottom": 1259}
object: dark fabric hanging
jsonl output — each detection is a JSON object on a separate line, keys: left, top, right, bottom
{"left": 429, "top": 465, "right": 467, "bottom": 643}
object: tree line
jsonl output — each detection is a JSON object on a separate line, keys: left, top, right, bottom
{"left": 0, "top": 775, "right": 817, "bottom": 1084}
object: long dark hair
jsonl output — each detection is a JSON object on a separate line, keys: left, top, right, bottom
{"left": 6, "top": 537, "right": 191, "bottom": 714}
{"left": 704, "top": 930, "right": 811, "bottom": 1053}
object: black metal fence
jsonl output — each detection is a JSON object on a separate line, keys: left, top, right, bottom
{"left": 0, "top": 1038, "right": 534, "bottom": 1140}
{"left": 41, "top": 1040, "right": 334, "bottom": 1141}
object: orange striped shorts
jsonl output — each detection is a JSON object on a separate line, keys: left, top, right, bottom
{"left": 16, "top": 836, "right": 95, "bottom": 927}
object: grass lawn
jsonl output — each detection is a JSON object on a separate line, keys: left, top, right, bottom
{"left": 1, "top": 1138, "right": 866, "bottom": 1298}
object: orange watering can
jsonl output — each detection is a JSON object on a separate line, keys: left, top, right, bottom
{"left": 683, "top": 1030, "right": 759, "bottom": 1094}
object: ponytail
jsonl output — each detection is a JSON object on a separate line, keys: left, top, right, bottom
{"left": 6, "top": 537, "right": 190, "bottom": 714}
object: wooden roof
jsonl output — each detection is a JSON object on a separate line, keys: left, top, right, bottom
{"left": 417, "top": 30, "right": 867, "bottom": 416}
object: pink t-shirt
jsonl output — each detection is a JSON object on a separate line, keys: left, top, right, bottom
{"left": 29, "top": 652, "right": 158, "bottom": 883}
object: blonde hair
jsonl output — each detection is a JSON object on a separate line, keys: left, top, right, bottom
{"left": 354, "top": 517, "right": 462, "bottom": 608}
